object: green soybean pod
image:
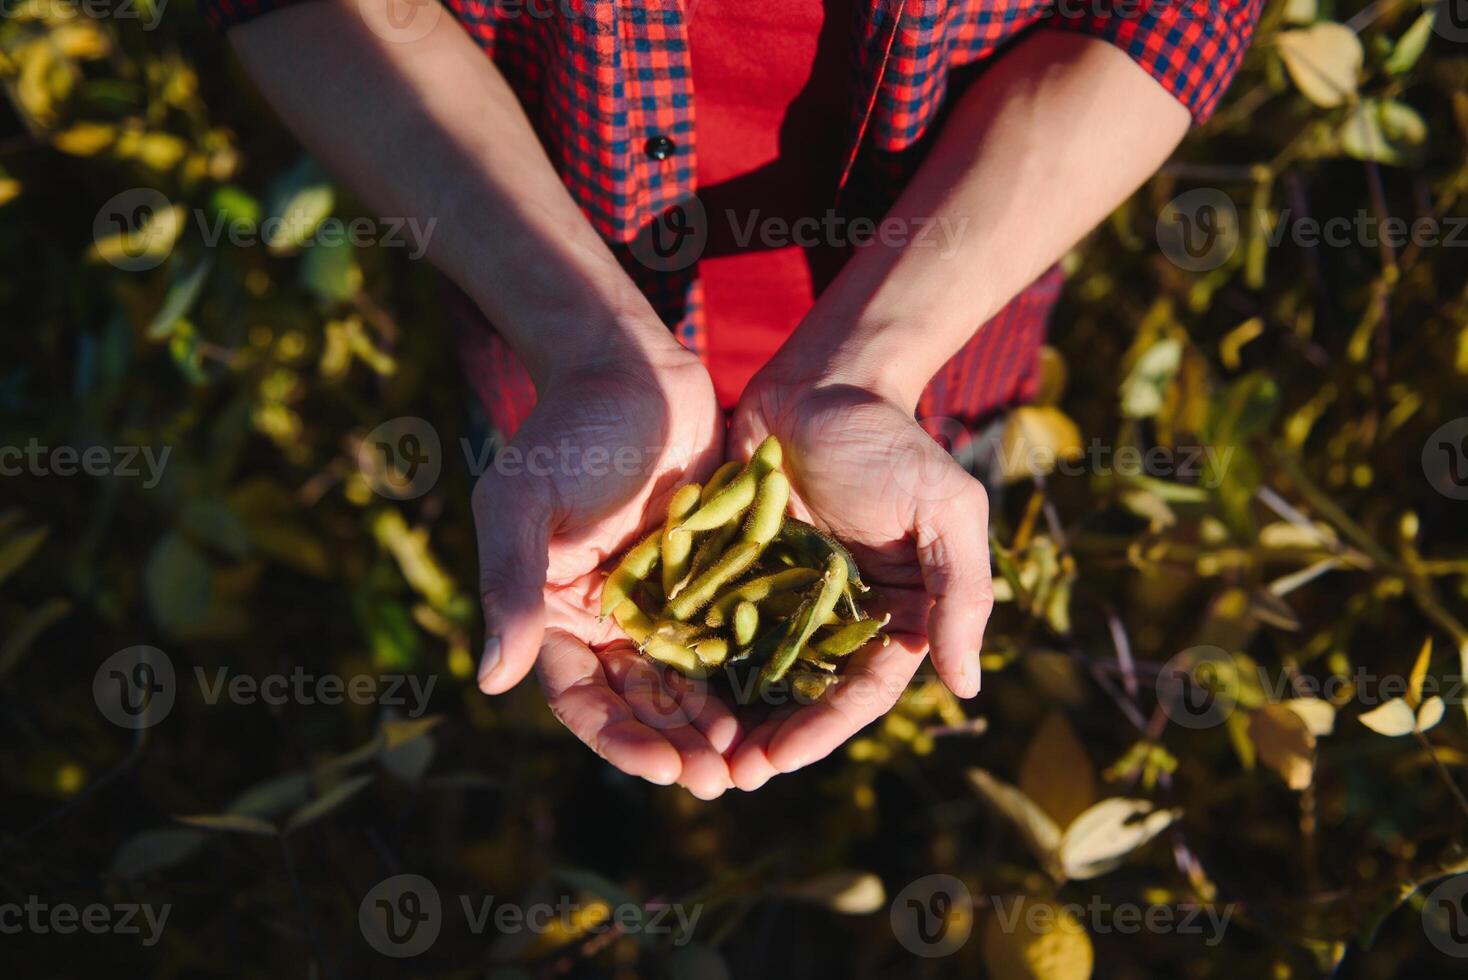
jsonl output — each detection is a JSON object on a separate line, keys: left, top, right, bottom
{"left": 705, "top": 567, "right": 820, "bottom": 627}
{"left": 776, "top": 517, "right": 868, "bottom": 592}
{"left": 678, "top": 436, "right": 784, "bottom": 533}
{"left": 791, "top": 671, "right": 839, "bottom": 701}
{"left": 694, "top": 637, "right": 730, "bottom": 668}
{"left": 686, "top": 522, "right": 738, "bottom": 582}
{"left": 666, "top": 540, "right": 761, "bottom": 621}
{"left": 642, "top": 634, "right": 705, "bottom": 676}
{"left": 660, "top": 482, "right": 703, "bottom": 596}
{"left": 758, "top": 589, "right": 840, "bottom": 625}
{"left": 600, "top": 528, "right": 663, "bottom": 619}
{"left": 757, "top": 553, "right": 848, "bottom": 691}
{"left": 810, "top": 614, "right": 889, "bottom": 657}
{"left": 742, "top": 470, "right": 789, "bottom": 546}
{"left": 700, "top": 460, "right": 742, "bottom": 502}
{"left": 732, "top": 600, "right": 759, "bottom": 647}
{"left": 612, "top": 598, "right": 656, "bottom": 645}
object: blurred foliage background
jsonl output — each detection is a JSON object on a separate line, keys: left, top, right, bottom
{"left": 3, "top": 0, "right": 1468, "bottom": 977}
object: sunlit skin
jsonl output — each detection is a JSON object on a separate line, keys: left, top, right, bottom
{"left": 233, "top": 3, "right": 1189, "bottom": 795}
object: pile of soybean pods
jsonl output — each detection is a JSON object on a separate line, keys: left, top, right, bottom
{"left": 600, "top": 436, "right": 889, "bottom": 702}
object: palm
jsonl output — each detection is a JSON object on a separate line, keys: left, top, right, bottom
{"left": 472, "top": 357, "right": 738, "bottom": 798}
{"left": 723, "top": 381, "right": 992, "bottom": 789}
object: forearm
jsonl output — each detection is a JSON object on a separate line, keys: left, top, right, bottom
{"left": 769, "top": 30, "right": 1191, "bottom": 409}
{"left": 230, "top": 0, "right": 682, "bottom": 388}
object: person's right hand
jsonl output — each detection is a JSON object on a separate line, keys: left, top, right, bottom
{"left": 471, "top": 345, "right": 739, "bottom": 799}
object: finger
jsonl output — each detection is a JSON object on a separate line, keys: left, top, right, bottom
{"left": 762, "top": 632, "right": 927, "bottom": 773}
{"left": 604, "top": 651, "right": 732, "bottom": 800}
{"left": 914, "top": 479, "right": 993, "bottom": 698}
{"left": 473, "top": 467, "right": 555, "bottom": 694}
{"left": 666, "top": 668, "right": 742, "bottom": 756}
{"left": 535, "top": 630, "right": 682, "bottom": 785}
{"left": 861, "top": 585, "right": 933, "bottom": 637}
{"left": 728, "top": 704, "right": 797, "bottom": 791}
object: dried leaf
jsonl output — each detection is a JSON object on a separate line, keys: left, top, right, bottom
{"left": 1019, "top": 713, "right": 1096, "bottom": 829}
{"left": 1276, "top": 23, "right": 1362, "bottom": 108}
{"left": 1248, "top": 704, "right": 1316, "bottom": 790}
{"left": 1057, "top": 799, "right": 1178, "bottom": 881}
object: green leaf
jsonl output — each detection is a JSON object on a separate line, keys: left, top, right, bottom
{"left": 111, "top": 828, "right": 208, "bottom": 878}
{"left": 176, "top": 812, "right": 278, "bottom": 836}
{"left": 179, "top": 498, "right": 252, "bottom": 559}
{"left": 1339, "top": 98, "right": 1427, "bottom": 166}
{"left": 146, "top": 256, "right": 211, "bottom": 340}
{"left": 1383, "top": 11, "right": 1435, "bottom": 75}
{"left": 299, "top": 237, "right": 361, "bottom": 304}
{"left": 1276, "top": 23, "right": 1363, "bottom": 108}
{"left": 284, "top": 774, "right": 373, "bottom": 833}
{"left": 0, "top": 524, "right": 49, "bottom": 586}
{"left": 263, "top": 156, "right": 334, "bottom": 254}
{"left": 144, "top": 530, "right": 214, "bottom": 635}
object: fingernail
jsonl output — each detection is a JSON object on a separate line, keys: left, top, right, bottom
{"left": 969, "top": 651, "right": 983, "bottom": 695}
{"left": 477, "top": 636, "right": 502, "bottom": 693}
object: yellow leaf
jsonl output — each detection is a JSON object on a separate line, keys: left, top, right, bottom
{"left": 1033, "top": 347, "right": 1068, "bottom": 406}
{"left": 1057, "top": 799, "right": 1177, "bottom": 881}
{"left": 785, "top": 871, "right": 886, "bottom": 914}
{"left": 966, "top": 769, "right": 1063, "bottom": 874}
{"left": 1284, "top": 697, "right": 1337, "bottom": 736}
{"left": 1019, "top": 713, "right": 1096, "bottom": 829}
{"left": 52, "top": 121, "right": 115, "bottom": 156}
{"left": 88, "top": 203, "right": 184, "bottom": 267}
{"left": 982, "top": 898, "right": 1094, "bottom": 980}
{"left": 1248, "top": 704, "right": 1315, "bottom": 790}
{"left": 1000, "top": 407, "right": 1083, "bottom": 483}
{"left": 1276, "top": 23, "right": 1362, "bottom": 108}
{"left": 1408, "top": 636, "right": 1432, "bottom": 708}
{"left": 52, "top": 22, "right": 111, "bottom": 60}
{"left": 1358, "top": 698, "right": 1416, "bottom": 737}
{"left": 1417, "top": 696, "right": 1446, "bottom": 733}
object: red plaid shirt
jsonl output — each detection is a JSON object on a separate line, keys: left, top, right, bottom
{"left": 206, "top": 0, "right": 1262, "bottom": 434}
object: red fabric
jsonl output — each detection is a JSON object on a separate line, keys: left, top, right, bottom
{"left": 204, "top": 0, "right": 1266, "bottom": 438}
{"left": 689, "top": 0, "right": 853, "bottom": 408}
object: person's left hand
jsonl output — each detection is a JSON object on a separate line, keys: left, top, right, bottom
{"left": 723, "top": 370, "right": 993, "bottom": 789}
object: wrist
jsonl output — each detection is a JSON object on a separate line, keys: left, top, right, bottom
{"left": 756, "top": 314, "right": 931, "bottom": 414}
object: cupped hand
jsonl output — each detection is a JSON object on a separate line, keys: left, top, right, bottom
{"left": 724, "top": 374, "right": 993, "bottom": 789}
{"left": 470, "top": 347, "right": 739, "bottom": 798}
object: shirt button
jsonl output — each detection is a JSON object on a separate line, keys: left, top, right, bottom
{"left": 644, "top": 135, "right": 676, "bottom": 161}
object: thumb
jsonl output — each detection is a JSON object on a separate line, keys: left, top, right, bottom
{"left": 472, "top": 469, "right": 554, "bottom": 694}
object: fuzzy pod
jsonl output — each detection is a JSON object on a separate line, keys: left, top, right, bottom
{"left": 665, "top": 540, "right": 762, "bottom": 621}
{"left": 757, "top": 553, "right": 849, "bottom": 691}
{"left": 732, "top": 600, "right": 760, "bottom": 647}
{"left": 642, "top": 634, "right": 706, "bottom": 676}
{"left": 776, "top": 517, "right": 868, "bottom": 593}
{"left": 687, "top": 521, "right": 739, "bottom": 582}
{"left": 741, "top": 470, "right": 790, "bottom": 546}
{"left": 660, "top": 482, "right": 703, "bottom": 596}
{"left": 704, "top": 567, "right": 821, "bottom": 627}
{"left": 611, "top": 598, "right": 657, "bottom": 645}
{"left": 809, "top": 614, "right": 889, "bottom": 657}
{"left": 678, "top": 436, "right": 784, "bottom": 533}
{"left": 700, "top": 460, "right": 742, "bottom": 503}
{"left": 599, "top": 528, "right": 662, "bottom": 619}
{"left": 693, "top": 637, "right": 730, "bottom": 668}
